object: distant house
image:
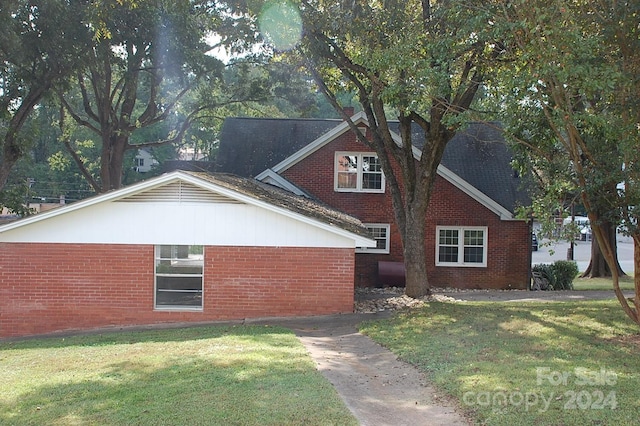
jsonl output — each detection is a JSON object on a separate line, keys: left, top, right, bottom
{"left": 216, "top": 112, "right": 532, "bottom": 290}
{"left": 0, "top": 171, "right": 374, "bottom": 338}
{"left": 134, "top": 149, "right": 159, "bottom": 173}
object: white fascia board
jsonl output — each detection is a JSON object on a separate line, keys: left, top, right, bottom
{"left": 257, "top": 111, "right": 515, "bottom": 225}
{"left": 255, "top": 169, "right": 310, "bottom": 197}
{"left": 388, "top": 129, "right": 515, "bottom": 220}
{"left": 271, "top": 111, "right": 369, "bottom": 174}
{"left": 176, "top": 173, "right": 376, "bottom": 247}
{"left": 436, "top": 164, "right": 515, "bottom": 220}
{"left": 0, "top": 171, "right": 187, "bottom": 233}
{"left": 397, "top": 140, "right": 520, "bottom": 221}
{"left": 0, "top": 170, "right": 375, "bottom": 247}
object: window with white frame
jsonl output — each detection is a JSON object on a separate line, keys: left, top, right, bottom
{"left": 335, "top": 152, "right": 384, "bottom": 192}
{"left": 436, "top": 227, "right": 487, "bottom": 267}
{"left": 357, "top": 224, "right": 390, "bottom": 254}
{"left": 155, "top": 245, "right": 204, "bottom": 309}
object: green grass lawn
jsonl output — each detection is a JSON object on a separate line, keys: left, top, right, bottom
{"left": 0, "top": 325, "right": 357, "bottom": 426}
{"left": 360, "top": 300, "right": 640, "bottom": 426}
{"left": 572, "top": 274, "right": 636, "bottom": 291}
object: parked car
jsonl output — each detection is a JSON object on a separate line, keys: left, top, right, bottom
{"left": 532, "top": 233, "right": 539, "bottom": 251}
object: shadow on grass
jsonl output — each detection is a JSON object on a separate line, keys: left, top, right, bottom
{"left": 0, "top": 325, "right": 356, "bottom": 425}
{"left": 360, "top": 300, "right": 640, "bottom": 425}
{"left": 0, "top": 324, "right": 290, "bottom": 351}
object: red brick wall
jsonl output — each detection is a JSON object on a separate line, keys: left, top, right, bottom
{"left": 283, "top": 129, "right": 530, "bottom": 290}
{"left": 425, "top": 178, "right": 530, "bottom": 289}
{"left": 0, "top": 243, "right": 354, "bottom": 338}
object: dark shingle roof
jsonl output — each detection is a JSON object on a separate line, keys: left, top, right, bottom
{"left": 216, "top": 117, "right": 530, "bottom": 214}
{"left": 216, "top": 117, "right": 340, "bottom": 177}
{"left": 183, "top": 171, "right": 371, "bottom": 238}
{"left": 439, "top": 123, "right": 529, "bottom": 213}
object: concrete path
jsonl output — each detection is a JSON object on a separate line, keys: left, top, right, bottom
{"left": 251, "top": 289, "right": 635, "bottom": 425}
{"left": 251, "top": 313, "right": 470, "bottom": 426}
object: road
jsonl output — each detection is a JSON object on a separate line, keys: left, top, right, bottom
{"left": 532, "top": 235, "right": 635, "bottom": 274}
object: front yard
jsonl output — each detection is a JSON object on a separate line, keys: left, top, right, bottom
{"left": 360, "top": 299, "right": 640, "bottom": 425}
{"left": 0, "top": 325, "right": 357, "bottom": 425}
{"left": 2, "top": 295, "right": 638, "bottom": 425}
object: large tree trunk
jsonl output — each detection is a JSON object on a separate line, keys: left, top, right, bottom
{"left": 403, "top": 206, "right": 430, "bottom": 298}
{"left": 99, "top": 134, "right": 129, "bottom": 192}
{"left": 581, "top": 222, "right": 625, "bottom": 277}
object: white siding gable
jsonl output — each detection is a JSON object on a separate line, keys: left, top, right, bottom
{"left": 0, "top": 173, "right": 374, "bottom": 248}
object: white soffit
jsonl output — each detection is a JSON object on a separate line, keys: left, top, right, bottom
{"left": 254, "top": 169, "right": 310, "bottom": 197}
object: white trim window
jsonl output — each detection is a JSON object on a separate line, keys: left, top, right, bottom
{"left": 357, "top": 224, "right": 390, "bottom": 254}
{"left": 436, "top": 227, "right": 487, "bottom": 267}
{"left": 155, "top": 245, "right": 204, "bottom": 309}
{"left": 335, "top": 152, "right": 385, "bottom": 192}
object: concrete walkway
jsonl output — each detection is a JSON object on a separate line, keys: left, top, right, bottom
{"left": 250, "top": 313, "right": 471, "bottom": 426}
{"left": 250, "top": 289, "right": 635, "bottom": 425}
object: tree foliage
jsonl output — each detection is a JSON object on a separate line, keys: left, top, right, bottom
{"left": 57, "top": 0, "right": 229, "bottom": 192}
{"left": 289, "top": 0, "right": 507, "bottom": 297}
{"left": 0, "top": 0, "right": 87, "bottom": 201}
{"left": 497, "top": 0, "right": 640, "bottom": 324}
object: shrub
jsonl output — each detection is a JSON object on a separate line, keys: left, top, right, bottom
{"left": 532, "top": 261, "right": 578, "bottom": 290}
{"left": 532, "top": 264, "right": 555, "bottom": 290}
{"left": 552, "top": 260, "right": 578, "bottom": 290}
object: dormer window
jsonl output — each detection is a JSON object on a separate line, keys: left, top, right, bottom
{"left": 334, "top": 152, "right": 385, "bottom": 193}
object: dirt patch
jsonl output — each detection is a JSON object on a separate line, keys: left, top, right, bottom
{"left": 608, "top": 333, "right": 640, "bottom": 348}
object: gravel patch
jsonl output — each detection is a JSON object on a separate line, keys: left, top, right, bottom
{"left": 354, "top": 286, "right": 629, "bottom": 311}
{"left": 354, "top": 287, "right": 458, "bottom": 313}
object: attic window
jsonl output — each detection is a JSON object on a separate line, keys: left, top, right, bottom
{"left": 335, "top": 152, "right": 385, "bottom": 193}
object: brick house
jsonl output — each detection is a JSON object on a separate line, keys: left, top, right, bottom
{"left": 216, "top": 111, "right": 532, "bottom": 290}
{"left": 0, "top": 171, "right": 375, "bottom": 338}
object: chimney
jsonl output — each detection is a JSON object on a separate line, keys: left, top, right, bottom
{"left": 342, "top": 106, "right": 355, "bottom": 118}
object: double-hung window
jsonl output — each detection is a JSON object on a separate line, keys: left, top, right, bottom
{"left": 335, "top": 152, "right": 384, "bottom": 192}
{"left": 356, "top": 224, "right": 390, "bottom": 254}
{"left": 436, "top": 227, "right": 487, "bottom": 267}
{"left": 155, "top": 245, "right": 204, "bottom": 309}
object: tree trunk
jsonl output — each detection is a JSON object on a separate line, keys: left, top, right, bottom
{"left": 581, "top": 221, "right": 625, "bottom": 278}
{"left": 403, "top": 208, "right": 430, "bottom": 298}
{"left": 634, "top": 234, "right": 640, "bottom": 314}
{"left": 100, "top": 134, "right": 129, "bottom": 192}
{"left": 0, "top": 153, "right": 19, "bottom": 192}
{"left": 0, "top": 88, "right": 47, "bottom": 191}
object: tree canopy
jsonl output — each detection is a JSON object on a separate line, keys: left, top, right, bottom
{"left": 290, "top": 0, "right": 508, "bottom": 297}
{"left": 57, "top": 0, "right": 229, "bottom": 192}
{"left": 0, "top": 0, "right": 87, "bottom": 194}
{"left": 496, "top": 0, "right": 640, "bottom": 324}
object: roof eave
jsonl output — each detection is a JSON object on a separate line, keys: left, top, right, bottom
{"left": 270, "top": 111, "right": 369, "bottom": 174}
{"left": 1, "top": 171, "right": 377, "bottom": 245}
{"left": 255, "top": 116, "right": 519, "bottom": 222}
